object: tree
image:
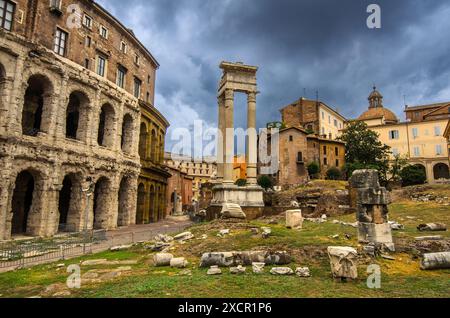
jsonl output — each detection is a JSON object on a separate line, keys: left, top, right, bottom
{"left": 235, "top": 179, "right": 247, "bottom": 187}
{"left": 326, "top": 167, "right": 342, "bottom": 180}
{"left": 400, "top": 165, "right": 427, "bottom": 187}
{"left": 307, "top": 162, "right": 320, "bottom": 179}
{"left": 257, "top": 175, "right": 273, "bottom": 190}
{"left": 338, "top": 121, "right": 391, "bottom": 182}
{"left": 389, "top": 154, "right": 408, "bottom": 182}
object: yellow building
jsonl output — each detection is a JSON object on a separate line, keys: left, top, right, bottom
{"left": 357, "top": 87, "right": 450, "bottom": 183}
{"left": 233, "top": 155, "right": 248, "bottom": 182}
{"left": 445, "top": 121, "right": 450, "bottom": 164}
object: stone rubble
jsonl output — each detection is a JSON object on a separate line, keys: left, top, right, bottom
{"left": 286, "top": 210, "right": 304, "bottom": 229}
{"left": 270, "top": 267, "right": 294, "bottom": 275}
{"left": 174, "top": 232, "right": 194, "bottom": 241}
{"left": 170, "top": 257, "right": 188, "bottom": 268}
{"left": 207, "top": 266, "right": 222, "bottom": 275}
{"left": 261, "top": 227, "right": 272, "bottom": 239}
{"left": 252, "top": 262, "right": 265, "bottom": 274}
{"left": 417, "top": 223, "right": 447, "bottom": 232}
{"left": 295, "top": 267, "right": 311, "bottom": 277}
{"left": 110, "top": 244, "right": 133, "bottom": 252}
{"left": 220, "top": 203, "right": 247, "bottom": 220}
{"left": 327, "top": 246, "right": 358, "bottom": 280}
{"left": 230, "top": 265, "right": 247, "bottom": 274}
{"left": 154, "top": 253, "right": 174, "bottom": 266}
{"left": 199, "top": 251, "right": 291, "bottom": 268}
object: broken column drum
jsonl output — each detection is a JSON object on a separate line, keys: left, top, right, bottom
{"left": 211, "top": 62, "right": 265, "bottom": 214}
{"left": 349, "top": 170, "right": 394, "bottom": 250}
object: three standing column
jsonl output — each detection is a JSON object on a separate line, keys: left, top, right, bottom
{"left": 223, "top": 89, "right": 235, "bottom": 184}
{"left": 216, "top": 95, "right": 225, "bottom": 182}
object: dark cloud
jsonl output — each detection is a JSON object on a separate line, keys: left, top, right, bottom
{"left": 97, "top": 0, "right": 450, "bottom": 149}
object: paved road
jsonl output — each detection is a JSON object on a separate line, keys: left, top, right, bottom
{"left": 0, "top": 216, "right": 193, "bottom": 273}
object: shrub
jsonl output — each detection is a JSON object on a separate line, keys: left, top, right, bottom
{"left": 257, "top": 175, "right": 273, "bottom": 190}
{"left": 235, "top": 179, "right": 247, "bottom": 187}
{"left": 326, "top": 167, "right": 342, "bottom": 180}
{"left": 400, "top": 165, "right": 427, "bottom": 187}
{"left": 307, "top": 162, "right": 320, "bottom": 179}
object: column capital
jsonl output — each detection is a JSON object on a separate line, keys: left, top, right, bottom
{"left": 224, "top": 88, "right": 234, "bottom": 100}
{"left": 247, "top": 91, "right": 257, "bottom": 102}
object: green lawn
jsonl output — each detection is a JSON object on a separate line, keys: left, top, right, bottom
{"left": 0, "top": 186, "right": 449, "bottom": 298}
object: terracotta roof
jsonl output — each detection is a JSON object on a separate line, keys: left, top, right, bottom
{"left": 358, "top": 107, "right": 399, "bottom": 123}
{"left": 405, "top": 102, "right": 450, "bottom": 111}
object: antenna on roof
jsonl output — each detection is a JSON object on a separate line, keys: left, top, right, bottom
{"left": 316, "top": 90, "right": 319, "bottom": 102}
{"left": 303, "top": 88, "right": 306, "bottom": 98}
{"left": 403, "top": 94, "right": 407, "bottom": 108}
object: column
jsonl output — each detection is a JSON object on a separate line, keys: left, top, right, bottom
{"left": 246, "top": 91, "right": 258, "bottom": 185}
{"left": 216, "top": 95, "right": 225, "bottom": 182}
{"left": 223, "top": 89, "right": 234, "bottom": 184}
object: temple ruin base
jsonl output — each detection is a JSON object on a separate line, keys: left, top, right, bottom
{"left": 358, "top": 223, "right": 394, "bottom": 250}
{"left": 211, "top": 184, "right": 264, "bottom": 207}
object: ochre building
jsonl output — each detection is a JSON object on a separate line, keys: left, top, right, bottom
{"left": 0, "top": 0, "right": 168, "bottom": 240}
{"left": 357, "top": 87, "right": 450, "bottom": 183}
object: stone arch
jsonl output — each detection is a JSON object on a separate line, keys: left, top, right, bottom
{"left": 121, "top": 113, "right": 134, "bottom": 154}
{"left": 58, "top": 173, "right": 83, "bottom": 232}
{"left": 22, "top": 74, "right": 54, "bottom": 136}
{"left": 433, "top": 163, "right": 450, "bottom": 180}
{"left": 150, "top": 129, "right": 157, "bottom": 162}
{"left": 66, "top": 91, "right": 90, "bottom": 141}
{"left": 139, "top": 122, "right": 148, "bottom": 159}
{"left": 97, "top": 103, "right": 116, "bottom": 148}
{"left": 10, "top": 169, "right": 44, "bottom": 236}
{"left": 93, "top": 176, "right": 112, "bottom": 230}
{"left": 158, "top": 185, "right": 165, "bottom": 221}
{"left": 118, "top": 175, "right": 133, "bottom": 227}
{"left": 136, "top": 183, "right": 146, "bottom": 225}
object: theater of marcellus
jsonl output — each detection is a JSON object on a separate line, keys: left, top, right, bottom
{"left": 0, "top": 0, "right": 170, "bottom": 240}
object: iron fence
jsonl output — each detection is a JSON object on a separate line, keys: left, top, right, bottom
{"left": 0, "top": 230, "right": 107, "bottom": 270}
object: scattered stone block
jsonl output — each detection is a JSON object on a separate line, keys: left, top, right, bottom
{"left": 417, "top": 223, "right": 447, "bottom": 232}
{"left": 421, "top": 252, "right": 450, "bottom": 270}
{"left": 230, "top": 265, "right": 246, "bottom": 274}
{"left": 170, "top": 257, "right": 188, "bottom": 268}
{"left": 110, "top": 244, "right": 133, "bottom": 252}
{"left": 327, "top": 246, "right": 358, "bottom": 280}
{"left": 207, "top": 266, "right": 222, "bottom": 275}
{"left": 250, "top": 228, "right": 259, "bottom": 235}
{"left": 179, "top": 269, "right": 192, "bottom": 276}
{"left": 99, "top": 271, "right": 121, "bottom": 281}
{"left": 116, "top": 266, "right": 132, "bottom": 271}
{"left": 82, "top": 272, "right": 99, "bottom": 279}
{"left": 262, "top": 227, "right": 272, "bottom": 239}
{"left": 286, "top": 210, "right": 303, "bottom": 229}
{"left": 218, "top": 229, "right": 230, "bottom": 237}
{"left": 295, "top": 267, "right": 311, "bottom": 277}
{"left": 220, "top": 203, "right": 247, "bottom": 219}
{"left": 154, "top": 253, "right": 174, "bottom": 266}
{"left": 252, "top": 262, "right": 265, "bottom": 274}
{"left": 53, "top": 291, "right": 71, "bottom": 297}
{"left": 415, "top": 236, "right": 443, "bottom": 241}
{"left": 174, "top": 231, "right": 194, "bottom": 241}
{"left": 147, "top": 242, "right": 171, "bottom": 252}
{"left": 270, "top": 267, "right": 294, "bottom": 275}
{"left": 81, "top": 259, "right": 109, "bottom": 266}
{"left": 154, "top": 234, "right": 174, "bottom": 243}
{"left": 363, "top": 245, "right": 376, "bottom": 256}
{"left": 381, "top": 254, "right": 396, "bottom": 261}
{"left": 199, "top": 251, "right": 291, "bottom": 268}
{"left": 389, "top": 221, "right": 404, "bottom": 231}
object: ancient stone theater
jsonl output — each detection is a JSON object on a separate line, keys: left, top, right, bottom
{"left": 0, "top": 0, "right": 169, "bottom": 240}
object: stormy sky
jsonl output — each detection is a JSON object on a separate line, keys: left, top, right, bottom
{"left": 97, "top": 0, "right": 450, "bottom": 154}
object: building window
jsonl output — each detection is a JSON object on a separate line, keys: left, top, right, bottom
{"left": 412, "top": 128, "right": 419, "bottom": 139}
{"left": 297, "top": 152, "right": 303, "bottom": 162}
{"left": 134, "top": 77, "right": 142, "bottom": 98}
{"left": 289, "top": 135, "right": 293, "bottom": 142}
{"left": 85, "top": 36, "right": 91, "bottom": 47}
{"left": 96, "top": 55, "right": 106, "bottom": 77}
{"left": 100, "top": 25, "right": 108, "bottom": 39}
{"left": 0, "top": 0, "right": 15, "bottom": 31}
{"left": 322, "top": 112, "right": 324, "bottom": 120}
{"left": 83, "top": 14, "right": 92, "bottom": 29}
{"left": 434, "top": 126, "right": 441, "bottom": 136}
{"left": 323, "top": 146, "right": 327, "bottom": 155}
{"left": 324, "top": 158, "right": 328, "bottom": 166}
{"left": 54, "top": 28, "right": 68, "bottom": 56}
{"left": 146, "top": 92, "right": 150, "bottom": 102}
{"left": 413, "top": 147, "right": 420, "bottom": 157}
{"left": 335, "top": 159, "right": 339, "bottom": 167}
{"left": 389, "top": 130, "right": 399, "bottom": 140}
{"left": 116, "top": 66, "right": 126, "bottom": 88}
{"left": 147, "top": 75, "right": 151, "bottom": 83}
{"left": 321, "top": 127, "right": 325, "bottom": 135}
{"left": 436, "top": 145, "right": 442, "bottom": 156}
{"left": 134, "top": 54, "right": 140, "bottom": 65}
{"left": 120, "top": 41, "right": 127, "bottom": 53}
{"left": 335, "top": 147, "right": 339, "bottom": 156}
{"left": 84, "top": 58, "right": 89, "bottom": 69}
{"left": 328, "top": 115, "right": 331, "bottom": 124}
{"left": 334, "top": 119, "right": 338, "bottom": 127}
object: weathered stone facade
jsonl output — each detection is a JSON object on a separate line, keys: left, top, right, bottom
{"left": 0, "top": 0, "right": 167, "bottom": 240}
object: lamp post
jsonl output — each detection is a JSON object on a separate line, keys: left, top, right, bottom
{"left": 81, "top": 177, "right": 95, "bottom": 253}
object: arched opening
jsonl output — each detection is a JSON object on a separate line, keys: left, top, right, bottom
{"left": 151, "top": 130, "right": 157, "bottom": 162}
{"left": 11, "top": 171, "right": 35, "bottom": 235}
{"left": 66, "top": 91, "right": 89, "bottom": 141}
{"left": 139, "top": 123, "right": 148, "bottom": 159}
{"left": 22, "top": 75, "right": 53, "bottom": 136}
{"left": 58, "top": 174, "right": 82, "bottom": 232}
{"left": 121, "top": 114, "right": 134, "bottom": 154}
{"left": 158, "top": 187, "right": 165, "bottom": 221}
{"left": 136, "top": 183, "right": 146, "bottom": 225}
{"left": 433, "top": 163, "right": 450, "bottom": 180}
{"left": 118, "top": 176, "right": 132, "bottom": 227}
{"left": 97, "top": 104, "right": 115, "bottom": 147}
{"left": 93, "top": 177, "right": 111, "bottom": 230}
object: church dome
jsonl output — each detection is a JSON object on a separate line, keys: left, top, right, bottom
{"left": 358, "top": 86, "right": 399, "bottom": 124}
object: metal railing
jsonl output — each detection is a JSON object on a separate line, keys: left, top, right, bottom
{"left": 0, "top": 230, "right": 107, "bottom": 270}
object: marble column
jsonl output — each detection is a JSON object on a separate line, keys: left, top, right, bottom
{"left": 216, "top": 95, "right": 225, "bottom": 182}
{"left": 246, "top": 92, "right": 258, "bottom": 185}
{"left": 223, "top": 89, "right": 234, "bottom": 184}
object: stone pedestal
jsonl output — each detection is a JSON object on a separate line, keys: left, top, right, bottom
{"left": 286, "top": 210, "right": 303, "bottom": 229}
{"left": 212, "top": 184, "right": 264, "bottom": 208}
{"left": 358, "top": 223, "right": 394, "bottom": 250}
